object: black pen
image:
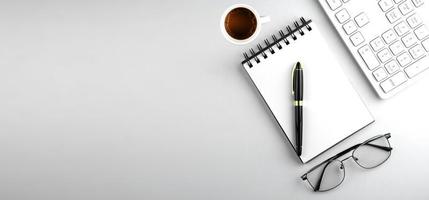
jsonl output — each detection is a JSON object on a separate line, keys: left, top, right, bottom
{"left": 292, "top": 62, "right": 303, "bottom": 156}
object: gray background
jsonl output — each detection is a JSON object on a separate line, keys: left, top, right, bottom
{"left": 0, "top": 0, "right": 429, "bottom": 199}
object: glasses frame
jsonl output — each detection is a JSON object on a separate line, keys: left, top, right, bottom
{"left": 301, "top": 133, "right": 392, "bottom": 192}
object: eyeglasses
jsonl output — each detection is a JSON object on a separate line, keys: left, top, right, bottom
{"left": 301, "top": 133, "right": 392, "bottom": 192}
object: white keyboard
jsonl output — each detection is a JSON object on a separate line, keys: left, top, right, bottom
{"left": 318, "top": 0, "right": 429, "bottom": 99}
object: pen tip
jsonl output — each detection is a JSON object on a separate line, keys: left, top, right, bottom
{"left": 296, "top": 62, "right": 301, "bottom": 69}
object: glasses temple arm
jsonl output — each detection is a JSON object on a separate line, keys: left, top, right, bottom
{"left": 366, "top": 143, "right": 393, "bottom": 151}
{"left": 313, "top": 162, "right": 329, "bottom": 191}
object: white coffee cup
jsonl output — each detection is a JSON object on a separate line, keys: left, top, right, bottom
{"left": 220, "top": 4, "right": 270, "bottom": 45}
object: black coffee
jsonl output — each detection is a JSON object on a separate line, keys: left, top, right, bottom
{"left": 224, "top": 7, "right": 257, "bottom": 40}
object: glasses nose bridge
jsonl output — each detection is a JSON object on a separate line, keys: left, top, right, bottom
{"left": 341, "top": 156, "right": 353, "bottom": 162}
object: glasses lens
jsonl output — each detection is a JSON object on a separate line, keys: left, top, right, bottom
{"left": 306, "top": 160, "right": 345, "bottom": 192}
{"left": 353, "top": 136, "right": 391, "bottom": 169}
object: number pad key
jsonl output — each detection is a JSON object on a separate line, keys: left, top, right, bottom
{"left": 398, "top": 1, "right": 415, "bottom": 15}
{"left": 370, "top": 37, "right": 385, "bottom": 51}
{"left": 394, "top": 21, "right": 410, "bottom": 36}
{"left": 378, "top": 48, "right": 393, "bottom": 63}
{"left": 402, "top": 32, "right": 418, "bottom": 47}
{"left": 409, "top": 44, "right": 425, "bottom": 59}
{"left": 397, "top": 52, "right": 413, "bottom": 66}
{"left": 336, "top": 9, "right": 350, "bottom": 23}
{"left": 386, "top": 9, "right": 401, "bottom": 23}
{"left": 390, "top": 40, "right": 406, "bottom": 55}
{"left": 343, "top": 21, "right": 358, "bottom": 34}
{"left": 414, "top": 25, "right": 429, "bottom": 40}
{"left": 350, "top": 32, "right": 365, "bottom": 46}
{"left": 407, "top": 14, "right": 422, "bottom": 28}
{"left": 422, "top": 38, "right": 429, "bottom": 51}
{"left": 380, "top": 72, "right": 408, "bottom": 93}
{"left": 382, "top": 29, "right": 397, "bottom": 44}
{"left": 327, "top": 0, "right": 343, "bottom": 10}
{"left": 358, "top": 45, "right": 380, "bottom": 70}
{"left": 385, "top": 60, "right": 401, "bottom": 74}
{"left": 379, "top": 0, "right": 394, "bottom": 11}
{"left": 373, "top": 67, "right": 389, "bottom": 81}
{"left": 405, "top": 61, "right": 429, "bottom": 78}
{"left": 411, "top": 0, "right": 424, "bottom": 7}
{"left": 355, "top": 13, "right": 370, "bottom": 27}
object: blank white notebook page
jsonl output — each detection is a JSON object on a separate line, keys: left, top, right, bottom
{"left": 243, "top": 23, "right": 374, "bottom": 163}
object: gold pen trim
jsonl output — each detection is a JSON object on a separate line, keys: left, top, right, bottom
{"left": 293, "top": 101, "right": 303, "bottom": 106}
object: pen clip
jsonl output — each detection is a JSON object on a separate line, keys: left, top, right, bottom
{"left": 291, "top": 62, "right": 297, "bottom": 95}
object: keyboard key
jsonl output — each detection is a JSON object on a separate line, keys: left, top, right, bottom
{"left": 327, "top": 0, "right": 342, "bottom": 10}
{"left": 343, "top": 20, "right": 358, "bottom": 34}
{"left": 411, "top": 0, "right": 424, "bottom": 7}
{"left": 422, "top": 38, "right": 429, "bottom": 51}
{"left": 380, "top": 72, "right": 408, "bottom": 92}
{"left": 358, "top": 45, "right": 380, "bottom": 70}
{"left": 402, "top": 32, "right": 418, "bottom": 47}
{"left": 414, "top": 25, "right": 429, "bottom": 39}
{"left": 336, "top": 9, "right": 350, "bottom": 23}
{"left": 397, "top": 52, "right": 413, "bottom": 66}
{"left": 378, "top": 48, "right": 393, "bottom": 62}
{"left": 355, "top": 13, "right": 370, "bottom": 27}
{"left": 405, "top": 59, "right": 429, "bottom": 77}
{"left": 379, "top": 0, "right": 395, "bottom": 11}
{"left": 385, "top": 60, "right": 401, "bottom": 74}
{"left": 398, "top": 1, "right": 414, "bottom": 15}
{"left": 394, "top": 0, "right": 405, "bottom": 3}
{"left": 390, "top": 40, "right": 406, "bottom": 55}
{"left": 386, "top": 9, "right": 401, "bottom": 23}
{"left": 370, "top": 37, "right": 385, "bottom": 51}
{"left": 407, "top": 14, "right": 423, "bottom": 28}
{"left": 394, "top": 21, "right": 410, "bottom": 36}
{"left": 409, "top": 44, "right": 425, "bottom": 58}
{"left": 382, "top": 29, "right": 397, "bottom": 44}
{"left": 373, "top": 67, "right": 389, "bottom": 81}
{"left": 350, "top": 31, "right": 365, "bottom": 46}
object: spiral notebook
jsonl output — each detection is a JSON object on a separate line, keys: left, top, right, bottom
{"left": 242, "top": 17, "right": 374, "bottom": 163}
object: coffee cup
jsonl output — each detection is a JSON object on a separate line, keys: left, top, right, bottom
{"left": 220, "top": 4, "right": 270, "bottom": 45}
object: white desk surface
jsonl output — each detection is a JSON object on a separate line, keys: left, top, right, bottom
{"left": 0, "top": 0, "right": 428, "bottom": 199}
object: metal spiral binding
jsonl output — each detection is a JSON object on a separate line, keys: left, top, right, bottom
{"left": 264, "top": 39, "right": 275, "bottom": 54}
{"left": 301, "top": 17, "right": 312, "bottom": 31}
{"left": 287, "top": 26, "right": 297, "bottom": 40}
{"left": 249, "top": 48, "right": 260, "bottom": 63}
{"left": 241, "top": 17, "right": 313, "bottom": 68}
{"left": 279, "top": 30, "right": 290, "bottom": 45}
{"left": 294, "top": 21, "right": 304, "bottom": 36}
{"left": 243, "top": 52, "right": 252, "bottom": 67}
{"left": 272, "top": 35, "right": 282, "bottom": 50}
{"left": 257, "top": 44, "right": 267, "bottom": 59}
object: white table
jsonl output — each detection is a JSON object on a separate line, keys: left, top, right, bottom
{"left": 0, "top": 0, "right": 428, "bottom": 199}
